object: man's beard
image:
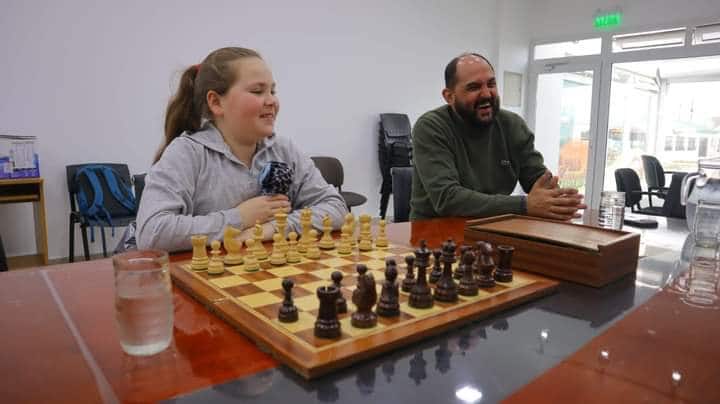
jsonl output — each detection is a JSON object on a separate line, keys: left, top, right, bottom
{"left": 454, "top": 95, "right": 500, "bottom": 128}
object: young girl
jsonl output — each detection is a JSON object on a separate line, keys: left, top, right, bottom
{"left": 136, "top": 47, "right": 348, "bottom": 252}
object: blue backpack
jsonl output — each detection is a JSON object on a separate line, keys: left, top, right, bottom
{"left": 74, "top": 164, "right": 137, "bottom": 240}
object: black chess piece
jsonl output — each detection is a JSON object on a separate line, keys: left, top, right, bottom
{"left": 408, "top": 351, "right": 427, "bottom": 386}
{"left": 351, "top": 264, "right": 378, "bottom": 328}
{"left": 401, "top": 255, "right": 416, "bottom": 293}
{"left": 434, "top": 239, "right": 458, "bottom": 303}
{"left": 434, "top": 340, "right": 452, "bottom": 374}
{"left": 495, "top": 245, "right": 514, "bottom": 282}
{"left": 331, "top": 271, "right": 347, "bottom": 313}
{"left": 429, "top": 248, "right": 442, "bottom": 283}
{"left": 458, "top": 250, "right": 479, "bottom": 296}
{"left": 477, "top": 242, "right": 496, "bottom": 288}
{"left": 278, "top": 278, "right": 299, "bottom": 322}
{"left": 454, "top": 245, "right": 470, "bottom": 280}
{"left": 472, "top": 241, "right": 484, "bottom": 277}
{"left": 377, "top": 260, "right": 400, "bottom": 317}
{"left": 315, "top": 285, "right": 342, "bottom": 338}
{"left": 409, "top": 240, "right": 433, "bottom": 308}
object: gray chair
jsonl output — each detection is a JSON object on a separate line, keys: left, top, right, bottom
{"left": 311, "top": 156, "right": 367, "bottom": 211}
{"left": 641, "top": 155, "right": 679, "bottom": 206}
{"left": 391, "top": 167, "right": 413, "bottom": 223}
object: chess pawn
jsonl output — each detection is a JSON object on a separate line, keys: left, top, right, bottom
{"left": 495, "top": 245, "right": 514, "bottom": 283}
{"left": 401, "top": 255, "right": 416, "bottom": 293}
{"left": 191, "top": 234, "right": 209, "bottom": 270}
{"left": 429, "top": 248, "right": 442, "bottom": 283}
{"left": 458, "top": 250, "right": 479, "bottom": 296}
{"left": 286, "top": 232, "right": 302, "bottom": 263}
{"left": 306, "top": 229, "right": 322, "bottom": 259}
{"left": 375, "top": 219, "right": 389, "bottom": 248}
{"left": 223, "top": 226, "right": 244, "bottom": 265}
{"left": 319, "top": 214, "right": 336, "bottom": 250}
{"left": 278, "top": 278, "right": 299, "bottom": 323}
{"left": 243, "top": 239, "right": 260, "bottom": 272}
{"left": 358, "top": 217, "right": 373, "bottom": 252}
{"left": 345, "top": 213, "right": 357, "bottom": 248}
{"left": 270, "top": 233, "right": 287, "bottom": 266}
{"left": 253, "top": 221, "right": 269, "bottom": 261}
{"left": 337, "top": 224, "right": 353, "bottom": 255}
{"left": 331, "top": 271, "right": 347, "bottom": 313}
{"left": 377, "top": 260, "right": 400, "bottom": 317}
{"left": 207, "top": 240, "right": 225, "bottom": 275}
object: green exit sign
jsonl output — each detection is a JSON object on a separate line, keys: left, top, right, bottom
{"left": 594, "top": 12, "right": 623, "bottom": 30}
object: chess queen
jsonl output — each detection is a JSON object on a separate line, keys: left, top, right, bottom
{"left": 136, "top": 47, "right": 348, "bottom": 252}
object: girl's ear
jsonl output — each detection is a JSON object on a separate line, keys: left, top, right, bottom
{"left": 207, "top": 90, "right": 223, "bottom": 118}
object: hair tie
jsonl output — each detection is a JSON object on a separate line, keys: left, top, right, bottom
{"left": 193, "top": 64, "right": 201, "bottom": 73}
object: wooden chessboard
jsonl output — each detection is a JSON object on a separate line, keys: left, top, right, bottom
{"left": 170, "top": 242, "right": 558, "bottom": 379}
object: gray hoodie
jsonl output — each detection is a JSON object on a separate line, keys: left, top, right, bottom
{"left": 136, "top": 123, "right": 348, "bottom": 252}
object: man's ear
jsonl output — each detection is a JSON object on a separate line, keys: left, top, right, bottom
{"left": 442, "top": 88, "right": 454, "bottom": 105}
{"left": 207, "top": 90, "right": 223, "bottom": 118}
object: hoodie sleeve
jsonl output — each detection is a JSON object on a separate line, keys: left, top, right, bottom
{"left": 280, "top": 138, "right": 349, "bottom": 233}
{"left": 135, "top": 139, "right": 244, "bottom": 252}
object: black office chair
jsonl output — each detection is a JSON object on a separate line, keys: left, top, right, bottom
{"left": 310, "top": 156, "right": 367, "bottom": 211}
{"left": 390, "top": 167, "right": 413, "bottom": 223}
{"left": 641, "top": 155, "right": 679, "bottom": 206}
{"left": 614, "top": 168, "right": 665, "bottom": 216}
{"left": 66, "top": 163, "right": 137, "bottom": 262}
{"left": 133, "top": 173, "right": 147, "bottom": 204}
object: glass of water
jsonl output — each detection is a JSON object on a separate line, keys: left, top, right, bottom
{"left": 113, "top": 249, "right": 173, "bottom": 356}
{"left": 693, "top": 200, "right": 720, "bottom": 248}
{"left": 598, "top": 191, "right": 626, "bottom": 230}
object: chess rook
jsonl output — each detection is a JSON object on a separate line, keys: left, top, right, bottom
{"left": 191, "top": 234, "right": 209, "bottom": 270}
{"left": 315, "top": 285, "right": 342, "bottom": 339}
{"left": 495, "top": 245, "right": 514, "bottom": 282}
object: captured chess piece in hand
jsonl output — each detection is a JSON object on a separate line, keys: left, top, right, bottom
{"left": 258, "top": 161, "right": 294, "bottom": 196}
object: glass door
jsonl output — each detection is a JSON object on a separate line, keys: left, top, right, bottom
{"left": 527, "top": 61, "right": 602, "bottom": 203}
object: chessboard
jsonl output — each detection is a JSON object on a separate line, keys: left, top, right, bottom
{"left": 170, "top": 234, "right": 558, "bottom": 379}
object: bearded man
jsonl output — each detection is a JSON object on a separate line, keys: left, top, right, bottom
{"left": 410, "top": 53, "right": 586, "bottom": 221}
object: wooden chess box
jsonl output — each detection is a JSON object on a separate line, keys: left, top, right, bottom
{"left": 464, "top": 215, "right": 641, "bottom": 287}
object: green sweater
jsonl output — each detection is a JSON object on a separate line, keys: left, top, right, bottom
{"left": 410, "top": 106, "right": 546, "bottom": 220}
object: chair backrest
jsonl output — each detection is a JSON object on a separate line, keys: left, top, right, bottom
{"left": 662, "top": 172, "right": 688, "bottom": 219}
{"left": 391, "top": 167, "right": 413, "bottom": 222}
{"left": 66, "top": 163, "right": 135, "bottom": 219}
{"left": 133, "top": 173, "right": 147, "bottom": 205}
{"left": 310, "top": 156, "right": 344, "bottom": 189}
{"left": 614, "top": 168, "right": 642, "bottom": 207}
{"left": 641, "top": 155, "right": 665, "bottom": 189}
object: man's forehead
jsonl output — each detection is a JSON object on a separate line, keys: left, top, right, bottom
{"left": 456, "top": 56, "right": 494, "bottom": 83}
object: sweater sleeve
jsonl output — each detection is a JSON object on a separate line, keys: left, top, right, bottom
{"left": 282, "top": 139, "right": 348, "bottom": 233}
{"left": 412, "top": 117, "right": 526, "bottom": 217}
{"left": 135, "top": 140, "right": 244, "bottom": 252}
{"left": 513, "top": 118, "right": 547, "bottom": 193}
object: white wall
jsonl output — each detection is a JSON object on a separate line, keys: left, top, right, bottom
{"left": 0, "top": 0, "right": 499, "bottom": 259}
{"left": 496, "top": 0, "right": 533, "bottom": 117}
